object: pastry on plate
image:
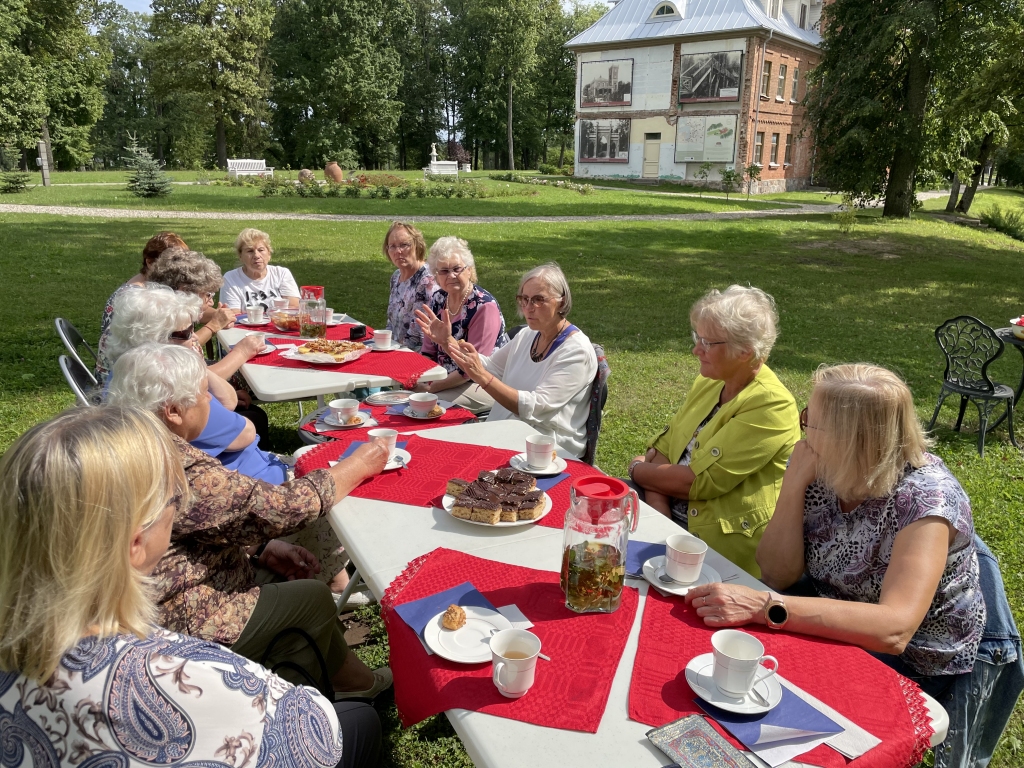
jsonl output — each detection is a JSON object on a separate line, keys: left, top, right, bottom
{"left": 470, "top": 500, "right": 501, "bottom": 525}
{"left": 517, "top": 491, "right": 546, "bottom": 520}
{"left": 441, "top": 604, "right": 466, "bottom": 630}
{"left": 446, "top": 478, "right": 471, "bottom": 496}
{"left": 450, "top": 495, "right": 474, "bottom": 520}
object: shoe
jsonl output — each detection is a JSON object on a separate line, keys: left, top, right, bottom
{"left": 333, "top": 590, "right": 374, "bottom": 611}
{"left": 333, "top": 666, "right": 393, "bottom": 701}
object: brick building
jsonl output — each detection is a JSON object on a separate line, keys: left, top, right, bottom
{"left": 566, "top": 0, "right": 823, "bottom": 193}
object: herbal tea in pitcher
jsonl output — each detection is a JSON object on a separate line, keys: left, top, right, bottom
{"left": 561, "top": 541, "right": 626, "bottom": 613}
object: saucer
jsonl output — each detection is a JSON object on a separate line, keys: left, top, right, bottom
{"left": 384, "top": 448, "right": 412, "bottom": 471}
{"left": 323, "top": 412, "right": 369, "bottom": 428}
{"left": 253, "top": 343, "right": 276, "bottom": 355}
{"left": 237, "top": 317, "right": 269, "bottom": 326}
{"left": 642, "top": 556, "right": 721, "bottom": 597}
{"left": 509, "top": 452, "right": 567, "bottom": 476}
{"left": 423, "top": 606, "right": 512, "bottom": 664}
{"left": 370, "top": 342, "right": 396, "bottom": 352}
{"left": 364, "top": 390, "right": 412, "bottom": 406}
{"left": 684, "top": 653, "right": 783, "bottom": 714}
{"left": 403, "top": 405, "right": 446, "bottom": 419}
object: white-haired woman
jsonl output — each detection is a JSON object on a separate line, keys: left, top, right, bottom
{"left": 424, "top": 262, "right": 598, "bottom": 457}
{"left": 628, "top": 285, "right": 800, "bottom": 576}
{"left": 107, "top": 344, "right": 394, "bottom": 705}
{"left": 414, "top": 236, "right": 509, "bottom": 412}
{"left": 106, "top": 285, "right": 285, "bottom": 483}
{"left": 220, "top": 228, "right": 300, "bottom": 312}
{"left": 682, "top": 364, "right": 1018, "bottom": 768}
{"left": 0, "top": 405, "right": 382, "bottom": 768}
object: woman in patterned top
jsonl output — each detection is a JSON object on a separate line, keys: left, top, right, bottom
{"left": 415, "top": 236, "right": 509, "bottom": 413}
{"left": 0, "top": 405, "right": 381, "bottom": 768}
{"left": 683, "top": 366, "right": 990, "bottom": 762}
{"left": 383, "top": 221, "right": 437, "bottom": 351}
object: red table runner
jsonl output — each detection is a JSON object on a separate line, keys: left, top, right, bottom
{"left": 247, "top": 336, "right": 437, "bottom": 389}
{"left": 300, "top": 403, "right": 476, "bottom": 439}
{"left": 380, "top": 547, "right": 639, "bottom": 731}
{"left": 628, "top": 590, "right": 932, "bottom": 768}
{"left": 236, "top": 321, "right": 374, "bottom": 341}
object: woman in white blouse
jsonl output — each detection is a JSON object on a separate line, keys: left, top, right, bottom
{"left": 418, "top": 263, "right": 597, "bottom": 457}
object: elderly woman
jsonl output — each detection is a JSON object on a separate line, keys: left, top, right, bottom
{"left": 383, "top": 221, "right": 437, "bottom": 351}
{"left": 414, "top": 236, "right": 509, "bottom": 413}
{"left": 220, "top": 228, "right": 300, "bottom": 312}
{"left": 424, "top": 262, "right": 598, "bottom": 457}
{"left": 0, "top": 405, "right": 381, "bottom": 768}
{"left": 683, "top": 364, "right": 1021, "bottom": 768}
{"left": 628, "top": 285, "right": 800, "bottom": 576}
{"left": 106, "top": 285, "right": 284, "bottom": 482}
{"left": 108, "top": 344, "right": 394, "bottom": 703}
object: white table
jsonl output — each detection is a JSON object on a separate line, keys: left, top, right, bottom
{"left": 325, "top": 421, "right": 948, "bottom": 766}
{"left": 217, "top": 320, "right": 447, "bottom": 403}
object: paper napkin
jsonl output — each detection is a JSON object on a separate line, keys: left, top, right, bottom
{"left": 626, "top": 540, "right": 667, "bottom": 578}
{"left": 394, "top": 581, "right": 497, "bottom": 639}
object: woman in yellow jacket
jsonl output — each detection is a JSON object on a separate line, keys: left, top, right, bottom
{"left": 629, "top": 285, "right": 800, "bottom": 577}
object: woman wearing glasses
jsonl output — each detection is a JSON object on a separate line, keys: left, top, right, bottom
{"left": 414, "top": 236, "right": 510, "bottom": 413}
{"left": 627, "top": 285, "right": 800, "bottom": 577}
{"left": 383, "top": 221, "right": 437, "bottom": 351}
{"left": 419, "top": 262, "right": 597, "bottom": 457}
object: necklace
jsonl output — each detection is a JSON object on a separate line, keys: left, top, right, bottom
{"left": 446, "top": 290, "right": 467, "bottom": 317}
{"left": 531, "top": 320, "right": 568, "bottom": 362}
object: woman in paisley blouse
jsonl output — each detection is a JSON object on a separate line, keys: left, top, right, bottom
{"left": 683, "top": 364, "right": 990, "bottom": 765}
{"left": 0, "top": 405, "right": 381, "bottom": 768}
{"left": 415, "top": 236, "right": 509, "bottom": 413}
{"left": 383, "top": 221, "right": 436, "bottom": 351}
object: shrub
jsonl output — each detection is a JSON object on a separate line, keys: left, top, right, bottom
{"left": 488, "top": 172, "right": 593, "bottom": 195}
{"left": 0, "top": 171, "right": 32, "bottom": 194}
{"left": 718, "top": 168, "right": 742, "bottom": 200}
{"left": 423, "top": 172, "right": 459, "bottom": 183}
{"left": 395, "top": 186, "right": 411, "bottom": 199}
{"left": 355, "top": 172, "right": 406, "bottom": 188}
{"left": 980, "top": 205, "right": 1024, "bottom": 241}
{"left": 343, "top": 184, "right": 361, "bottom": 198}
{"left": 833, "top": 192, "right": 858, "bottom": 235}
{"left": 324, "top": 181, "right": 343, "bottom": 197}
{"left": 124, "top": 135, "right": 172, "bottom": 198}
{"left": 538, "top": 162, "right": 573, "bottom": 176}
{"left": 366, "top": 186, "right": 380, "bottom": 199}
{"left": 376, "top": 185, "right": 392, "bottom": 199}
{"left": 296, "top": 178, "right": 325, "bottom": 197}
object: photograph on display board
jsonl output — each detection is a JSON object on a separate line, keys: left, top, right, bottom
{"left": 580, "top": 59, "right": 633, "bottom": 107}
{"left": 579, "top": 119, "right": 630, "bottom": 162}
{"left": 674, "top": 115, "right": 737, "bottom": 163}
{"left": 677, "top": 51, "right": 742, "bottom": 103}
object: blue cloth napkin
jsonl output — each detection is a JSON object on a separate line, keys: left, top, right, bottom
{"left": 385, "top": 400, "right": 459, "bottom": 415}
{"left": 338, "top": 439, "right": 409, "bottom": 459}
{"left": 697, "top": 687, "right": 843, "bottom": 748}
{"left": 394, "top": 581, "right": 497, "bottom": 638}
{"left": 626, "top": 540, "right": 666, "bottom": 577}
{"left": 534, "top": 472, "right": 570, "bottom": 492}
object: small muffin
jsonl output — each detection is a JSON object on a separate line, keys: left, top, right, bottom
{"left": 451, "top": 495, "right": 474, "bottom": 520}
{"left": 441, "top": 604, "right": 466, "bottom": 630}
{"left": 446, "top": 478, "right": 471, "bottom": 496}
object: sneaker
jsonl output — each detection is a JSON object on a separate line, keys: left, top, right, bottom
{"left": 333, "top": 666, "right": 393, "bottom": 701}
{"left": 333, "top": 590, "right": 374, "bottom": 611}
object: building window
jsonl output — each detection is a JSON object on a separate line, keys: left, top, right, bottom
{"left": 791, "top": 68, "right": 799, "bottom": 101}
{"left": 799, "top": 3, "right": 807, "bottom": 28}
{"left": 649, "top": 1, "right": 681, "bottom": 20}
{"left": 754, "top": 132, "right": 765, "bottom": 164}
{"left": 760, "top": 61, "right": 772, "bottom": 98}
{"left": 777, "top": 64, "right": 787, "bottom": 100}
{"left": 784, "top": 134, "right": 793, "bottom": 165}
{"left": 770, "top": 133, "right": 779, "bottom": 164}
{"left": 579, "top": 119, "right": 631, "bottom": 163}
{"left": 767, "top": 0, "right": 782, "bottom": 18}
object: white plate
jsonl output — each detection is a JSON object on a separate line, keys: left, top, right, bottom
{"left": 423, "top": 606, "right": 512, "bottom": 664}
{"left": 384, "top": 448, "right": 412, "bottom": 471}
{"left": 370, "top": 342, "right": 398, "bottom": 352}
{"left": 325, "top": 315, "right": 346, "bottom": 326}
{"left": 322, "top": 412, "right": 370, "bottom": 428}
{"left": 509, "top": 453, "right": 567, "bottom": 476}
{"left": 283, "top": 346, "right": 370, "bottom": 365}
{"left": 237, "top": 317, "right": 269, "bottom": 326}
{"left": 253, "top": 343, "right": 277, "bottom": 355}
{"left": 642, "top": 556, "right": 721, "bottom": 597}
{"left": 364, "top": 390, "right": 413, "bottom": 406}
{"left": 441, "top": 492, "right": 553, "bottom": 527}
{"left": 403, "top": 405, "right": 447, "bottom": 420}
{"left": 684, "top": 652, "right": 783, "bottom": 714}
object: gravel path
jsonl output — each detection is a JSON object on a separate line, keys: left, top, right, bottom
{"left": 0, "top": 202, "right": 839, "bottom": 224}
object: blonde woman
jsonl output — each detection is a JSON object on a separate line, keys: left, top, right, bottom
{"left": 0, "top": 406, "right": 381, "bottom": 768}
{"left": 628, "top": 285, "right": 800, "bottom": 576}
{"left": 220, "top": 228, "right": 300, "bottom": 312}
{"left": 383, "top": 221, "right": 436, "bottom": 351}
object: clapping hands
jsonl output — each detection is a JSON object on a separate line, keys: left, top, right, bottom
{"left": 414, "top": 304, "right": 453, "bottom": 348}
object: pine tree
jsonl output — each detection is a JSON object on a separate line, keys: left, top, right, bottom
{"left": 125, "top": 134, "right": 172, "bottom": 197}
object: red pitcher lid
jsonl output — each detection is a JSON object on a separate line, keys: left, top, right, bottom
{"left": 571, "top": 476, "right": 630, "bottom": 501}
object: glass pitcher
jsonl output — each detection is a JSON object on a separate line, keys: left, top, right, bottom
{"left": 560, "top": 476, "right": 639, "bottom": 614}
{"left": 299, "top": 297, "right": 327, "bottom": 339}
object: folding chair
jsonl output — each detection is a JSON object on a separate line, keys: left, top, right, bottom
{"left": 59, "top": 355, "right": 100, "bottom": 406}
{"left": 55, "top": 318, "right": 99, "bottom": 386}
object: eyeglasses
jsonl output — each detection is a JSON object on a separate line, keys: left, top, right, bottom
{"left": 799, "top": 407, "right": 819, "bottom": 431}
{"left": 201, "top": 292, "right": 215, "bottom": 303}
{"left": 516, "top": 294, "right": 559, "bottom": 308}
{"left": 692, "top": 331, "right": 728, "bottom": 350}
{"left": 435, "top": 266, "right": 466, "bottom": 278}
{"left": 387, "top": 242, "right": 413, "bottom": 252}
{"left": 168, "top": 328, "right": 195, "bottom": 342}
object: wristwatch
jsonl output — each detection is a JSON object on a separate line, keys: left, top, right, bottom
{"left": 764, "top": 592, "right": 789, "bottom": 629}
{"left": 249, "top": 541, "right": 268, "bottom": 568}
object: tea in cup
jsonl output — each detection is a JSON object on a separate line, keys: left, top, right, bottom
{"left": 329, "top": 398, "right": 360, "bottom": 421}
{"left": 490, "top": 629, "right": 541, "bottom": 698}
{"left": 373, "top": 329, "right": 393, "bottom": 349}
{"left": 665, "top": 534, "right": 707, "bottom": 584}
{"left": 409, "top": 392, "right": 438, "bottom": 416}
{"left": 367, "top": 428, "right": 398, "bottom": 458}
{"left": 246, "top": 305, "right": 265, "bottom": 324}
{"left": 525, "top": 434, "right": 556, "bottom": 470}
{"left": 710, "top": 629, "right": 779, "bottom": 697}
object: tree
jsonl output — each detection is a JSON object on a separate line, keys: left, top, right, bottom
{"left": 719, "top": 167, "right": 741, "bottom": 199}
{"left": 0, "top": 0, "right": 47, "bottom": 151}
{"left": 744, "top": 163, "right": 761, "bottom": 200}
{"left": 392, "top": 0, "right": 446, "bottom": 170}
{"left": 125, "top": 133, "right": 172, "bottom": 197}
{"left": 695, "top": 161, "right": 712, "bottom": 195}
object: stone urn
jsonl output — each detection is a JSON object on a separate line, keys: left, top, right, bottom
{"left": 298, "top": 168, "right": 315, "bottom": 183}
{"left": 324, "top": 161, "right": 344, "bottom": 183}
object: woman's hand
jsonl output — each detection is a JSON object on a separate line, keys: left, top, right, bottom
{"left": 260, "top": 540, "right": 321, "bottom": 580}
{"left": 786, "top": 440, "right": 819, "bottom": 489}
{"left": 414, "top": 304, "right": 453, "bottom": 347}
{"left": 235, "top": 389, "right": 252, "bottom": 408}
{"left": 205, "top": 304, "right": 236, "bottom": 333}
{"left": 231, "top": 333, "right": 268, "bottom": 361}
{"left": 684, "top": 583, "right": 767, "bottom": 627}
{"left": 446, "top": 340, "right": 488, "bottom": 383}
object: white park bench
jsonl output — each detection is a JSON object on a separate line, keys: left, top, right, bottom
{"left": 227, "top": 159, "right": 274, "bottom": 179}
{"left": 423, "top": 160, "right": 459, "bottom": 178}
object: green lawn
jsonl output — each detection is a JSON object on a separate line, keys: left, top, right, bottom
{"left": 920, "top": 187, "right": 1024, "bottom": 217}
{"left": 2, "top": 209, "right": 1023, "bottom": 766}
{"left": 566, "top": 176, "right": 838, "bottom": 205}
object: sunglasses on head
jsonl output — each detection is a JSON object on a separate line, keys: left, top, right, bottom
{"left": 168, "top": 328, "right": 194, "bottom": 341}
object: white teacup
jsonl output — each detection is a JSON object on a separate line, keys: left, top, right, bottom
{"left": 247, "top": 331, "right": 267, "bottom": 349}
{"left": 525, "top": 434, "right": 556, "bottom": 469}
{"left": 409, "top": 392, "right": 438, "bottom": 416}
{"left": 246, "top": 305, "right": 265, "bottom": 324}
{"left": 490, "top": 629, "right": 541, "bottom": 699}
{"left": 665, "top": 534, "right": 708, "bottom": 584}
{"left": 317, "top": 307, "right": 334, "bottom": 323}
{"left": 271, "top": 298, "right": 290, "bottom": 311}
{"left": 711, "top": 629, "right": 779, "bottom": 697}
{"left": 367, "top": 428, "right": 398, "bottom": 458}
{"left": 329, "top": 398, "right": 359, "bottom": 421}
{"left": 373, "top": 329, "right": 393, "bottom": 349}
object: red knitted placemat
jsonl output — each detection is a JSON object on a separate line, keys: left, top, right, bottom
{"left": 300, "top": 403, "right": 476, "bottom": 438}
{"left": 248, "top": 337, "right": 436, "bottom": 388}
{"left": 380, "top": 547, "right": 639, "bottom": 731}
{"left": 628, "top": 590, "right": 933, "bottom": 768}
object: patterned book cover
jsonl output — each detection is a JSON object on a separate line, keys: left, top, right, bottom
{"left": 647, "top": 714, "right": 756, "bottom": 768}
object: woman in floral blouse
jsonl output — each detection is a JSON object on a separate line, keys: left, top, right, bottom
{"left": 0, "top": 405, "right": 381, "bottom": 768}
{"left": 383, "top": 221, "right": 437, "bottom": 351}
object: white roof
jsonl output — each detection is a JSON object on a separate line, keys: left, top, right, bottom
{"left": 566, "top": 0, "right": 821, "bottom": 49}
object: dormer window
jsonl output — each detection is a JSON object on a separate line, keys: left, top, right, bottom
{"left": 649, "top": 2, "right": 681, "bottom": 21}
{"left": 766, "top": 0, "right": 781, "bottom": 18}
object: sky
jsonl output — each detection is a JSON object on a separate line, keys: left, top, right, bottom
{"left": 118, "top": 0, "right": 152, "bottom": 14}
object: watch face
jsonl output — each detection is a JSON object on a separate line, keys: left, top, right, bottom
{"left": 768, "top": 603, "right": 788, "bottom": 625}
